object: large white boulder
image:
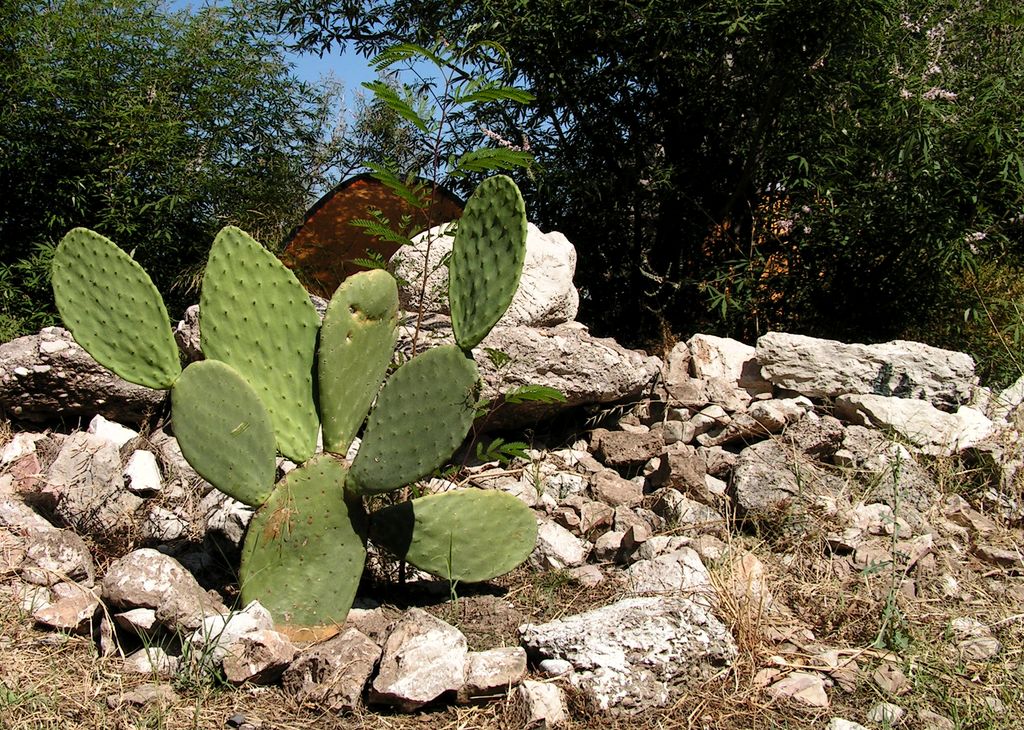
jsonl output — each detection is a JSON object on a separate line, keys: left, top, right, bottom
{"left": 756, "top": 332, "right": 977, "bottom": 408}
{"left": 393, "top": 222, "right": 579, "bottom": 327}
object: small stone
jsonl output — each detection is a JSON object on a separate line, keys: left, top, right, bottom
{"left": 457, "top": 646, "right": 528, "bottom": 703}
{"left": 115, "top": 607, "right": 160, "bottom": 635}
{"left": 531, "top": 519, "right": 590, "bottom": 570}
{"left": 87, "top": 414, "right": 139, "bottom": 448}
{"left": 590, "top": 469, "right": 643, "bottom": 507}
{"left": 916, "top": 709, "right": 955, "bottom": 730}
{"left": 972, "top": 543, "right": 1024, "bottom": 571}
{"left": 109, "top": 683, "right": 178, "bottom": 708}
{"left": 591, "top": 530, "right": 626, "bottom": 562}
{"left": 958, "top": 636, "right": 1001, "bottom": 662}
{"left": 872, "top": 663, "right": 909, "bottom": 695}
{"left": 370, "top": 608, "right": 468, "bottom": 711}
{"left": 866, "top": 701, "right": 904, "bottom": 724}
{"left": 221, "top": 629, "right": 297, "bottom": 685}
{"left": 123, "top": 450, "right": 163, "bottom": 496}
{"left": 766, "top": 672, "right": 830, "bottom": 708}
{"left": 566, "top": 564, "right": 604, "bottom": 587}
{"left": 538, "top": 658, "right": 573, "bottom": 677}
{"left": 124, "top": 648, "right": 180, "bottom": 676}
{"left": 32, "top": 583, "right": 100, "bottom": 631}
{"left": 282, "top": 627, "right": 381, "bottom": 713}
{"left": 983, "top": 695, "right": 1005, "bottom": 714}
{"left": 516, "top": 680, "right": 567, "bottom": 727}
{"left": 826, "top": 720, "right": 868, "bottom": 730}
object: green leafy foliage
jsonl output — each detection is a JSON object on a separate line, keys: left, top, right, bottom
{"left": 504, "top": 384, "right": 569, "bottom": 405}
{"left": 475, "top": 436, "right": 531, "bottom": 466}
{"left": 0, "top": 0, "right": 344, "bottom": 338}
{"left": 273, "top": 0, "right": 1024, "bottom": 374}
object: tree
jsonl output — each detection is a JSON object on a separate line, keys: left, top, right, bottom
{"left": 0, "top": 0, "right": 346, "bottom": 338}
{"left": 270, "top": 0, "right": 1024, "bottom": 366}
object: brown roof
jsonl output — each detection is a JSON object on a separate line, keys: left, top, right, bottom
{"left": 280, "top": 173, "right": 464, "bottom": 297}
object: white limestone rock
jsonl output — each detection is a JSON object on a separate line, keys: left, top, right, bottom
{"left": 394, "top": 222, "right": 579, "bottom": 327}
{"left": 835, "top": 394, "right": 994, "bottom": 456}
{"left": 369, "top": 608, "right": 468, "bottom": 711}
{"left": 519, "top": 596, "right": 737, "bottom": 710}
{"left": 756, "top": 331, "right": 976, "bottom": 408}
{"left": 530, "top": 520, "right": 590, "bottom": 570}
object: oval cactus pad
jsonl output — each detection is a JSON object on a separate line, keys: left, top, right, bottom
{"left": 52, "top": 228, "right": 181, "bottom": 389}
{"left": 171, "top": 360, "right": 276, "bottom": 506}
{"left": 449, "top": 175, "right": 527, "bottom": 351}
{"left": 350, "top": 345, "right": 479, "bottom": 495}
{"left": 200, "top": 226, "right": 320, "bottom": 463}
{"left": 319, "top": 270, "right": 399, "bottom": 455}
{"left": 240, "top": 455, "right": 366, "bottom": 634}
{"left": 370, "top": 489, "right": 538, "bottom": 583}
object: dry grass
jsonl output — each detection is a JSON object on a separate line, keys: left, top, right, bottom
{"left": 3, "top": 416, "right": 1024, "bottom": 729}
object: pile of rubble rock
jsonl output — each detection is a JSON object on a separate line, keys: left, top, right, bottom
{"left": 2, "top": 224, "right": 1024, "bottom": 727}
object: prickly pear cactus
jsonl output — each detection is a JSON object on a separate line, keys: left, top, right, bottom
{"left": 449, "top": 175, "right": 527, "bottom": 351}
{"left": 52, "top": 228, "right": 181, "bottom": 389}
{"left": 51, "top": 175, "right": 538, "bottom": 635}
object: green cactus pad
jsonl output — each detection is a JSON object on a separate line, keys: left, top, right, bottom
{"left": 200, "top": 226, "right": 320, "bottom": 462}
{"left": 240, "top": 455, "right": 366, "bottom": 636}
{"left": 349, "top": 345, "right": 478, "bottom": 495}
{"left": 170, "top": 360, "right": 276, "bottom": 506}
{"left": 51, "top": 228, "right": 181, "bottom": 389}
{"left": 370, "top": 489, "right": 537, "bottom": 583}
{"left": 319, "top": 270, "right": 399, "bottom": 455}
{"left": 449, "top": 175, "right": 527, "bottom": 351}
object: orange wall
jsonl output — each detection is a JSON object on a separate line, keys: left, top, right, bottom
{"left": 281, "top": 178, "right": 463, "bottom": 297}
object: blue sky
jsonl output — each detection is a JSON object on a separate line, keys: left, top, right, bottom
{"left": 168, "top": 1, "right": 377, "bottom": 93}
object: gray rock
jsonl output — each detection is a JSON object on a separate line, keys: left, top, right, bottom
{"left": 519, "top": 596, "right": 737, "bottom": 710}
{"left": 834, "top": 425, "right": 940, "bottom": 514}
{"left": 282, "top": 627, "right": 381, "bottom": 713}
{"left": 623, "top": 547, "right": 714, "bottom": 599}
{"left": 395, "top": 222, "right": 579, "bottom": 327}
{"left": 200, "top": 490, "right": 254, "bottom": 550}
{"left": 185, "top": 601, "right": 277, "bottom": 677}
{"left": 473, "top": 323, "right": 661, "bottom": 429}
{"left": 0, "top": 327, "right": 166, "bottom": 425}
{"left": 457, "top": 646, "right": 528, "bottom": 703}
{"left": 651, "top": 490, "right": 726, "bottom": 536}
{"left": 756, "top": 331, "right": 976, "bottom": 408}
{"left": 221, "top": 628, "right": 297, "bottom": 685}
{"left": 688, "top": 334, "right": 772, "bottom": 396}
{"left": 783, "top": 414, "right": 846, "bottom": 459}
{"left": 101, "top": 548, "right": 225, "bottom": 633}
{"left": 531, "top": 520, "right": 590, "bottom": 570}
{"left": 19, "top": 528, "right": 94, "bottom": 587}
{"left": 516, "top": 680, "right": 567, "bottom": 727}
{"left": 732, "top": 439, "right": 824, "bottom": 517}
{"left": 835, "top": 394, "right": 993, "bottom": 456}
{"left": 590, "top": 428, "right": 664, "bottom": 468}
{"left": 370, "top": 608, "right": 468, "bottom": 711}
{"left": 46, "top": 432, "right": 144, "bottom": 539}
